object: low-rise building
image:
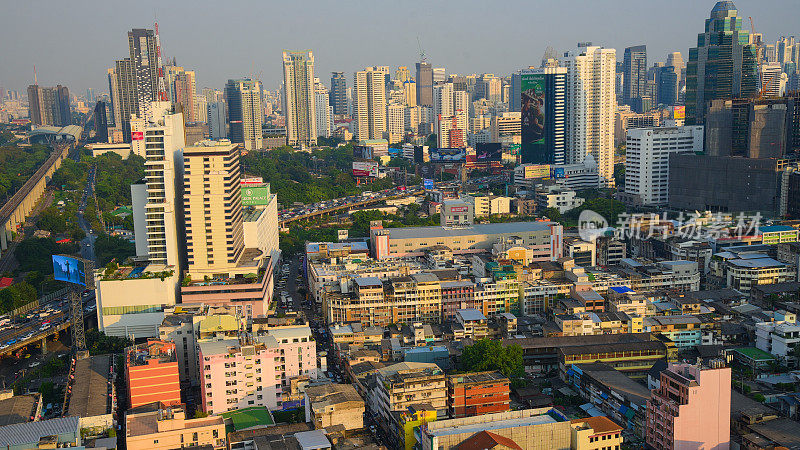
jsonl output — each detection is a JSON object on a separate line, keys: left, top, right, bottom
{"left": 709, "top": 250, "right": 796, "bottom": 293}
{"left": 304, "top": 383, "right": 365, "bottom": 431}
{"left": 126, "top": 340, "right": 181, "bottom": 409}
{"left": 645, "top": 315, "right": 703, "bottom": 348}
{"left": 0, "top": 417, "right": 80, "bottom": 450}
{"left": 125, "top": 403, "right": 226, "bottom": 450}
{"left": 455, "top": 308, "right": 488, "bottom": 339}
{"left": 447, "top": 371, "right": 510, "bottom": 419}
{"left": 570, "top": 416, "right": 624, "bottom": 450}
{"left": 536, "top": 185, "right": 585, "bottom": 214}
{"left": 755, "top": 310, "right": 800, "bottom": 367}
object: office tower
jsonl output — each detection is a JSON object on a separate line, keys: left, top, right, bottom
{"left": 564, "top": 45, "right": 616, "bottom": 186}
{"left": 475, "top": 74, "right": 501, "bottom": 103}
{"left": 94, "top": 100, "right": 110, "bottom": 143}
{"left": 623, "top": 45, "right": 647, "bottom": 112}
{"left": 282, "top": 50, "right": 317, "bottom": 148}
{"left": 396, "top": 66, "right": 411, "bottom": 83}
{"left": 624, "top": 126, "right": 704, "bottom": 206}
{"left": 203, "top": 87, "right": 223, "bottom": 103}
{"left": 433, "top": 67, "right": 446, "bottom": 84}
{"left": 314, "top": 78, "right": 331, "bottom": 138}
{"left": 433, "top": 83, "right": 468, "bottom": 148}
{"left": 129, "top": 102, "right": 185, "bottom": 268}
{"left": 657, "top": 65, "right": 680, "bottom": 106}
{"left": 127, "top": 28, "right": 160, "bottom": 116}
{"left": 27, "top": 84, "right": 71, "bottom": 127}
{"left": 330, "top": 71, "right": 347, "bottom": 116}
{"left": 183, "top": 141, "right": 244, "bottom": 276}
{"left": 646, "top": 361, "right": 731, "bottom": 450}
{"left": 403, "top": 80, "right": 417, "bottom": 107}
{"left": 164, "top": 65, "right": 185, "bottom": 104}
{"left": 173, "top": 70, "right": 196, "bottom": 123}
{"left": 520, "top": 67, "right": 567, "bottom": 164}
{"left": 416, "top": 62, "right": 433, "bottom": 107}
{"left": 193, "top": 94, "right": 207, "bottom": 123}
{"left": 777, "top": 36, "right": 798, "bottom": 68}
{"left": 354, "top": 67, "right": 387, "bottom": 141}
{"left": 760, "top": 62, "right": 784, "bottom": 97}
{"left": 685, "top": 1, "right": 758, "bottom": 125}
{"left": 107, "top": 68, "right": 121, "bottom": 129}
{"left": 86, "top": 88, "right": 95, "bottom": 104}
{"left": 207, "top": 102, "right": 227, "bottom": 139}
{"left": 666, "top": 51, "right": 685, "bottom": 87}
{"left": 225, "top": 78, "right": 263, "bottom": 150}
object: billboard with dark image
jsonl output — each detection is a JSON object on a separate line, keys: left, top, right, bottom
{"left": 53, "top": 255, "right": 86, "bottom": 286}
{"left": 429, "top": 148, "right": 466, "bottom": 163}
{"left": 521, "top": 73, "right": 546, "bottom": 164}
{"left": 475, "top": 143, "right": 502, "bottom": 162}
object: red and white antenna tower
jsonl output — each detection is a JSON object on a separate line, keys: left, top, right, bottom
{"left": 155, "top": 22, "right": 168, "bottom": 101}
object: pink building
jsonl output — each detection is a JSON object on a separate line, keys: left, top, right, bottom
{"left": 646, "top": 361, "right": 731, "bottom": 450}
{"left": 198, "top": 326, "right": 316, "bottom": 415}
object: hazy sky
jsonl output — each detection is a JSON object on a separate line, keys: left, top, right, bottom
{"left": 1, "top": 0, "right": 798, "bottom": 97}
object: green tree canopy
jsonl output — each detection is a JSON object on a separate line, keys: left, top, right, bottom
{"left": 460, "top": 338, "right": 524, "bottom": 381}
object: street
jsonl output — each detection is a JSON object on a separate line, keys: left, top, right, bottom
{"left": 77, "top": 165, "right": 97, "bottom": 264}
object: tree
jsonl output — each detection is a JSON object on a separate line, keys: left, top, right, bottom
{"left": 94, "top": 234, "right": 136, "bottom": 266}
{"left": 15, "top": 238, "right": 78, "bottom": 274}
{"left": 460, "top": 338, "right": 524, "bottom": 381}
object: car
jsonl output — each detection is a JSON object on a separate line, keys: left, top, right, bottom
{"left": 29, "top": 361, "right": 41, "bottom": 367}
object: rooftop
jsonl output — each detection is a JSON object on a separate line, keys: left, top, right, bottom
{"left": 0, "top": 393, "right": 39, "bottom": 426}
{"left": 572, "top": 363, "right": 650, "bottom": 407}
{"left": 570, "top": 415, "right": 624, "bottom": 434}
{"left": 220, "top": 407, "right": 274, "bottom": 431}
{"left": 379, "top": 221, "right": 555, "bottom": 240}
{"left": 0, "top": 416, "right": 79, "bottom": 447}
{"left": 68, "top": 355, "right": 112, "bottom": 417}
{"left": 305, "top": 383, "right": 363, "bottom": 411}
{"left": 425, "top": 410, "right": 561, "bottom": 439}
{"left": 448, "top": 371, "right": 508, "bottom": 386}
{"left": 457, "top": 308, "right": 487, "bottom": 322}
{"left": 734, "top": 346, "right": 777, "bottom": 361}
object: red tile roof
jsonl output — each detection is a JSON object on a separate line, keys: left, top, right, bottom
{"left": 456, "top": 430, "right": 523, "bottom": 450}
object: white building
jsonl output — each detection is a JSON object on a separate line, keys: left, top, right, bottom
{"left": 625, "top": 126, "right": 704, "bottom": 206}
{"left": 386, "top": 103, "right": 406, "bottom": 144}
{"left": 434, "top": 83, "right": 468, "bottom": 148}
{"left": 283, "top": 51, "right": 318, "bottom": 148}
{"left": 354, "top": 67, "right": 387, "bottom": 141}
{"left": 535, "top": 185, "right": 585, "bottom": 214}
{"left": 756, "top": 310, "right": 800, "bottom": 364}
{"left": 759, "top": 62, "right": 786, "bottom": 98}
{"left": 314, "top": 78, "right": 331, "bottom": 138}
{"left": 564, "top": 45, "right": 617, "bottom": 187}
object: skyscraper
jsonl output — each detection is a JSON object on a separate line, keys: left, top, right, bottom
{"left": 93, "top": 100, "right": 110, "bottom": 143}
{"left": 314, "top": 78, "right": 331, "bottom": 138}
{"left": 174, "top": 70, "right": 196, "bottom": 123}
{"left": 657, "top": 66, "right": 680, "bottom": 106}
{"left": 416, "top": 62, "right": 433, "bottom": 107}
{"left": 685, "top": 1, "right": 758, "bottom": 125}
{"left": 282, "top": 50, "right": 317, "bottom": 148}
{"left": 520, "top": 67, "right": 567, "bottom": 165}
{"left": 207, "top": 102, "right": 227, "bottom": 139}
{"left": 666, "top": 51, "right": 685, "bottom": 88}
{"left": 225, "top": 78, "right": 263, "bottom": 150}
{"left": 623, "top": 45, "right": 648, "bottom": 112}
{"left": 354, "top": 67, "right": 387, "bottom": 141}
{"left": 433, "top": 83, "right": 468, "bottom": 148}
{"left": 330, "top": 72, "right": 347, "bottom": 116}
{"left": 564, "top": 45, "right": 616, "bottom": 187}
{"left": 127, "top": 28, "right": 160, "bottom": 116}
{"left": 183, "top": 141, "right": 244, "bottom": 276}
{"left": 27, "top": 84, "right": 71, "bottom": 127}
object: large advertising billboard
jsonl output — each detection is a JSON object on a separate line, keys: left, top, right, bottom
{"left": 353, "top": 145, "right": 373, "bottom": 160}
{"left": 521, "top": 73, "right": 547, "bottom": 164}
{"left": 475, "top": 143, "right": 502, "bottom": 162}
{"left": 524, "top": 164, "right": 551, "bottom": 179}
{"left": 352, "top": 160, "right": 379, "bottom": 177}
{"left": 430, "top": 148, "right": 466, "bottom": 163}
{"left": 241, "top": 186, "right": 271, "bottom": 206}
{"left": 673, "top": 106, "right": 685, "bottom": 120}
{"left": 423, "top": 178, "right": 434, "bottom": 190}
{"left": 53, "top": 255, "right": 86, "bottom": 286}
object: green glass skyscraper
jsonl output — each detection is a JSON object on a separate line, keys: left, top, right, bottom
{"left": 685, "top": 1, "right": 758, "bottom": 125}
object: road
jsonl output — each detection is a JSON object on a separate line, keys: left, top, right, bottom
{"left": 77, "top": 166, "right": 98, "bottom": 264}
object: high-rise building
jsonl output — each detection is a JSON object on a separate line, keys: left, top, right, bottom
{"left": 173, "top": 70, "right": 196, "bottom": 123}
{"left": 27, "top": 84, "right": 71, "bottom": 126}
{"left": 93, "top": 100, "right": 110, "bottom": 143}
{"left": 129, "top": 102, "right": 185, "bottom": 268}
{"left": 434, "top": 83, "right": 469, "bottom": 148}
{"left": 354, "top": 67, "right": 387, "bottom": 141}
{"left": 624, "top": 126, "right": 704, "bottom": 206}
{"left": 282, "top": 50, "right": 317, "bottom": 148}
{"left": 225, "top": 78, "right": 263, "bottom": 150}
{"left": 667, "top": 51, "right": 685, "bottom": 88}
{"left": 520, "top": 67, "right": 567, "bottom": 164}
{"left": 685, "top": 1, "right": 758, "bottom": 125}
{"left": 416, "top": 62, "right": 433, "bottom": 107}
{"left": 623, "top": 45, "right": 647, "bottom": 112}
{"left": 475, "top": 74, "right": 501, "bottom": 102}
{"left": 330, "top": 71, "right": 347, "bottom": 116}
{"left": 127, "top": 28, "right": 160, "bottom": 117}
{"left": 564, "top": 45, "right": 616, "bottom": 186}
{"left": 314, "top": 78, "right": 331, "bottom": 138}
{"left": 403, "top": 80, "right": 417, "bottom": 107}
{"left": 193, "top": 94, "right": 207, "bottom": 123}
{"left": 207, "top": 101, "right": 226, "bottom": 139}
{"left": 433, "top": 67, "right": 446, "bottom": 84}
{"left": 777, "top": 36, "right": 798, "bottom": 68}
{"left": 387, "top": 103, "right": 406, "bottom": 144}
{"left": 646, "top": 361, "right": 731, "bottom": 450}
{"left": 657, "top": 66, "right": 680, "bottom": 106}
{"left": 183, "top": 141, "right": 244, "bottom": 277}
{"left": 202, "top": 87, "right": 224, "bottom": 103}
{"left": 760, "top": 62, "right": 785, "bottom": 97}
{"left": 396, "top": 66, "right": 411, "bottom": 83}
{"left": 109, "top": 60, "right": 139, "bottom": 139}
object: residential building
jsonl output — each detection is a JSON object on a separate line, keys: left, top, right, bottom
{"left": 623, "top": 45, "right": 648, "bottom": 112}
{"left": 198, "top": 326, "right": 317, "bottom": 414}
{"left": 463, "top": 195, "right": 512, "bottom": 217}
{"left": 536, "top": 185, "right": 584, "bottom": 214}
{"left": 614, "top": 109, "right": 661, "bottom": 146}
{"left": 27, "top": 84, "right": 71, "bottom": 126}
{"left": 126, "top": 340, "right": 181, "bottom": 408}
{"left": 570, "top": 416, "right": 624, "bottom": 450}
{"left": 354, "top": 67, "right": 387, "bottom": 141}
{"left": 564, "top": 45, "right": 616, "bottom": 187}
{"left": 173, "top": 70, "right": 196, "bottom": 124}
{"left": 645, "top": 361, "right": 731, "bottom": 450}
{"left": 125, "top": 403, "right": 226, "bottom": 450}
{"left": 304, "top": 383, "right": 365, "bottom": 431}
{"left": 623, "top": 126, "right": 704, "bottom": 206}
{"left": 416, "top": 62, "right": 433, "bottom": 107}
{"left": 447, "top": 371, "right": 510, "bottom": 419}
{"left": 645, "top": 315, "right": 703, "bottom": 347}
{"left": 330, "top": 71, "right": 347, "bottom": 115}
{"left": 755, "top": 310, "right": 800, "bottom": 366}
{"left": 519, "top": 67, "right": 569, "bottom": 164}
{"left": 283, "top": 50, "right": 317, "bottom": 147}
{"left": 387, "top": 103, "right": 406, "bottom": 144}
{"left": 685, "top": 1, "right": 758, "bottom": 125}
{"left": 226, "top": 78, "right": 263, "bottom": 150}
{"left": 314, "top": 78, "right": 331, "bottom": 138}
{"left": 207, "top": 101, "right": 226, "bottom": 139}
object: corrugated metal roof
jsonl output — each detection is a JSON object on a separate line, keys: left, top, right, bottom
{"left": 0, "top": 416, "right": 79, "bottom": 446}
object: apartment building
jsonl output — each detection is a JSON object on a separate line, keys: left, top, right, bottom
{"left": 125, "top": 403, "right": 226, "bottom": 450}
{"left": 370, "top": 362, "right": 447, "bottom": 437}
{"left": 198, "top": 326, "right": 317, "bottom": 414}
{"left": 570, "top": 416, "right": 624, "bottom": 450}
{"left": 756, "top": 310, "right": 800, "bottom": 366}
{"left": 304, "top": 382, "right": 365, "bottom": 431}
{"left": 645, "top": 315, "right": 703, "bottom": 347}
{"left": 126, "top": 340, "right": 182, "bottom": 409}
{"left": 447, "top": 371, "right": 510, "bottom": 418}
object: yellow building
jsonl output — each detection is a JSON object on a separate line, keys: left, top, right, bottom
{"left": 126, "top": 403, "right": 226, "bottom": 450}
{"left": 399, "top": 404, "right": 438, "bottom": 450}
{"left": 570, "top": 416, "right": 623, "bottom": 450}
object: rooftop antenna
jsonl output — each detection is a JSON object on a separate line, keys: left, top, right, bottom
{"left": 34, "top": 65, "right": 37, "bottom": 85}
{"left": 417, "top": 36, "right": 427, "bottom": 63}
{"left": 155, "top": 20, "right": 168, "bottom": 101}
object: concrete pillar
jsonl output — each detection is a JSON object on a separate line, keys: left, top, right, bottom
{"left": 41, "top": 336, "right": 47, "bottom": 354}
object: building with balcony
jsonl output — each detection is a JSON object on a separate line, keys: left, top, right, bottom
{"left": 125, "top": 402, "right": 226, "bottom": 450}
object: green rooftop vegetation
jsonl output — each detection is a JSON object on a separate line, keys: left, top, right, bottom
{"left": 735, "top": 346, "right": 776, "bottom": 361}
{"left": 220, "top": 406, "right": 274, "bottom": 432}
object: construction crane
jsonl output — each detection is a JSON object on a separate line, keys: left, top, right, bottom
{"left": 417, "top": 36, "right": 427, "bottom": 63}
{"left": 749, "top": 16, "right": 755, "bottom": 35}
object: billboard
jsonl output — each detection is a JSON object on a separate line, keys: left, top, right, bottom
{"left": 475, "top": 143, "right": 502, "bottom": 162}
{"left": 423, "top": 178, "right": 434, "bottom": 190}
{"left": 524, "top": 164, "right": 551, "bottom": 179}
{"left": 353, "top": 145, "right": 373, "bottom": 160}
{"left": 132, "top": 131, "right": 144, "bottom": 141}
{"left": 449, "top": 206, "right": 469, "bottom": 213}
{"left": 53, "top": 255, "right": 86, "bottom": 286}
{"left": 352, "top": 160, "right": 379, "bottom": 177}
{"left": 241, "top": 186, "right": 271, "bottom": 206}
{"left": 551, "top": 167, "right": 566, "bottom": 178}
{"left": 521, "top": 73, "right": 547, "bottom": 163}
{"left": 430, "top": 148, "right": 466, "bottom": 163}
{"left": 673, "top": 106, "right": 685, "bottom": 120}
{"left": 241, "top": 177, "right": 263, "bottom": 185}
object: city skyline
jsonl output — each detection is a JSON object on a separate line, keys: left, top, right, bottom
{"left": 1, "top": 0, "right": 798, "bottom": 95}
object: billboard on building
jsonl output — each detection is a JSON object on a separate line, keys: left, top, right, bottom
{"left": 423, "top": 178, "right": 434, "bottom": 190}
{"left": 241, "top": 177, "right": 264, "bottom": 185}
{"left": 353, "top": 145, "right": 373, "bottom": 160}
{"left": 673, "top": 106, "right": 685, "bottom": 120}
{"left": 521, "top": 73, "right": 547, "bottom": 163}
{"left": 352, "top": 160, "right": 379, "bottom": 177}
{"left": 475, "top": 143, "right": 502, "bottom": 162}
{"left": 132, "top": 131, "right": 144, "bottom": 141}
{"left": 429, "top": 148, "right": 466, "bottom": 163}
{"left": 52, "top": 255, "right": 86, "bottom": 286}
{"left": 551, "top": 167, "right": 566, "bottom": 178}
{"left": 524, "top": 164, "right": 551, "bottom": 179}
{"left": 241, "top": 186, "right": 271, "bottom": 206}
{"left": 337, "top": 229, "right": 349, "bottom": 241}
